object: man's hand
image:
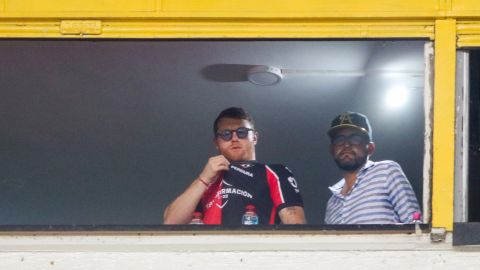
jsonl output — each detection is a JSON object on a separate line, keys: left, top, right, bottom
{"left": 163, "top": 155, "right": 230, "bottom": 224}
{"left": 198, "top": 155, "right": 230, "bottom": 185}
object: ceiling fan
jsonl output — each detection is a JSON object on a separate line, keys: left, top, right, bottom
{"left": 201, "top": 64, "right": 423, "bottom": 86}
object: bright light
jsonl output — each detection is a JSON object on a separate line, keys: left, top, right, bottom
{"left": 385, "top": 85, "right": 408, "bottom": 108}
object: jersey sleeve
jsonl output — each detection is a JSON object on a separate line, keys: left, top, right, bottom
{"left": 265, "top": 164, "right": 304, "bottom": 212}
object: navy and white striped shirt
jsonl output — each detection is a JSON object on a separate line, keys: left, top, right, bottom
{"left": 325, "top": 160, "right": 420, "bottom": 224}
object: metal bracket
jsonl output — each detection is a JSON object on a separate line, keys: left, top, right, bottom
{"left": 430, "top": 227, "right": 447, "bottom": 242}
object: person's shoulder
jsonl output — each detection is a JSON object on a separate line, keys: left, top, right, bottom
{"left": 366, "top": 160, "right": 404, "bottom": 176}
{"left": 372, "top": 160, "right": 407, "bottom": 178}
{"left": 374, "top": 160, "right": 402, "bottom": 169}
{"left": 265, "top": 163, "right": 293, "bottom": 175}
{"left": 265, "top": 164, "right": 301, "bottom": 192}
{"left": 265, "top": 163, "right": 294, "bottom": 173}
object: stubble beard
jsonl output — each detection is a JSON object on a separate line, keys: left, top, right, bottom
{"left": 334, "top": 153, "right": 368, "bottom": 172}
{"left": 223, "top": 147, "right": 255, "bottom": 162}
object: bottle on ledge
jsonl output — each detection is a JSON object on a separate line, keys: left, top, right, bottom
{"left": 412, "top": 212, "right": 422, "bottom": 235}
{"left": 189, "top": 211, "right": 204, "bottom": 224}
{"left": 242, "top": 204, "right": 259, "bottom": 225}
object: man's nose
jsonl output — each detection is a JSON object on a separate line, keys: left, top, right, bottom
{"left": 342, "top": 140, "right": 352, "bottom": 147}
{"left": 231, "top": 131, "right": 240, "bottom": 141}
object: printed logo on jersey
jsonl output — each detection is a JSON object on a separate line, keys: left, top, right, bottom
{"left": 204, "top": 179, "right": 254, "bottom": 210}
{"left": 288, "top": 176, "right": 300, "bottom": 193}
{"left": 238, "top": 162, "right": 254, "bottom": 169}
{"left": 216, "top": 201, "right": 228, "bottom": 208}
{"left": 230, "top": 165, "right": 254, "bottom": 177}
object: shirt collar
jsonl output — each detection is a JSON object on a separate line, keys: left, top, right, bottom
{"left": 358, "top": 160, "right": 375, "bottom": 176}
{"left": 328, "top": 160, "right": 376, "bottom": 196}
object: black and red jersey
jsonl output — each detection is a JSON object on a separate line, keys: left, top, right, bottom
{"left": 197, "top": 161, "right": 303, "bottom": 225}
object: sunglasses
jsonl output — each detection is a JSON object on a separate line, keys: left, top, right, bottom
{"left": 331, "top": 134, "right": 368, "bottom": 146}
{"left": 216, "top": 127, "right": 254, "bottom": 141}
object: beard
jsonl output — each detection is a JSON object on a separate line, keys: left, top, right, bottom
{"left": 334, "top": 152, "right": 368, "bottom": 172}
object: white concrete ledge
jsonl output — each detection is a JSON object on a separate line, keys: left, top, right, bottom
{"left": 2, "top": 233, "right": 480, "bottom": 270}
{"left": 0, "top": 232, "right": 466, "bottom": 252}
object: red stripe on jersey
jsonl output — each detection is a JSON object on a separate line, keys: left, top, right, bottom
{"left": 202, "top": 175, "right": 223, "bottom": 224}
{"left": 265, "top": 165, "right": 285, "bottom": 224}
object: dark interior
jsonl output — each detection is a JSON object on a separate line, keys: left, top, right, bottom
{"left": 0, "top": 40, "right": 425, "bottom": 225}
{"left": 469, "top": 50, "right": 480, "bottom": 222}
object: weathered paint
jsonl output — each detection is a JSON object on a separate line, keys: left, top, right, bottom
{"left": 0, "top": 233, "right": 479, "bottom": 269}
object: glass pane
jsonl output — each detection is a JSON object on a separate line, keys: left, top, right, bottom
{"left": 469, "top": 50, "right": 480, "bottom": 222}
{"left": 0, "top": 40, "right": 425, "bottom": 226}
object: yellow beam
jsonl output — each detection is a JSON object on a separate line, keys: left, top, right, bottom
{"left": 432, "top": 19, "right": 456, "bottom": 230}
{"left": 457, "top": 21, "right": 480, "bottom": 47}
{"left": 0, "top": 19, "right": 435, "bottom": 39}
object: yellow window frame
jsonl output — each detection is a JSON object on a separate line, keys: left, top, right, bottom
{"left": 1, "top": 0, "right": 476, "bottom": 231}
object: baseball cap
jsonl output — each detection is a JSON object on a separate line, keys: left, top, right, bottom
{"left": 328, "top": 111, "right": 372, "bottom": 141}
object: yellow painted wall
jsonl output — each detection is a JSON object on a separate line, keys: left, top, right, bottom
{"left": 0, "top": 0, "right": 464, "bottom": 18}
{"left": 451, "top": 0, "right": 480, "bottom": 16}
{"left": 0, "top": 0, "right": 474, "bottom": 18}
{"left": 2, "top": 0, "right": 157, "bottom": 14}
{"left": 0, "top": 0, "right": 477, "bottom": 18}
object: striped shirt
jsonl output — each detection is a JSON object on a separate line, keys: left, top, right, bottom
{"left": 324, "top": 160, "right": 420, "bottom": 224}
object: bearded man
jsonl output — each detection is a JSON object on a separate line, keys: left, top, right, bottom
{"left": 324, "top": 112, "right": 420, "bottom": 224}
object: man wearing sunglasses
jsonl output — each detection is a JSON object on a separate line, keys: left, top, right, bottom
{"left": 164, "top": 107, "right": 306, "bottom": 225}
{"left": 324, "top": 111, "right": 421, "bottom": 224}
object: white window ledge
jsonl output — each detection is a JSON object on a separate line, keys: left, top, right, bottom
{"left": 0, "top": 232, "right": 471, "bottom": 252}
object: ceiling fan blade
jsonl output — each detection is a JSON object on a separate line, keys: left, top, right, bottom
{"left": 201, "top": 64, "right": 254, "bottom": 82}
{"left": 282, "top": 68, "right": 424, "bottom": 77}
{"left": 282, "top": 69, "right": 365, "bottom": 77}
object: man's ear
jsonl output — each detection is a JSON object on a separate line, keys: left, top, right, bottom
{"left": 367, "top": 142, "right": 376, "bottom": 156}
{"left": 252, "top": 131, "right": 259, "bottom": 145}
{"left": 213, "top": 137, "right": 219, "bottom": 150}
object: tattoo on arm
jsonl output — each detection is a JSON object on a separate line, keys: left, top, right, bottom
{"left": 280, "top": 206, "right": 306, "bottom": 224}
{"left": 285, "top": 206, "right": 298, "bottom": 215}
